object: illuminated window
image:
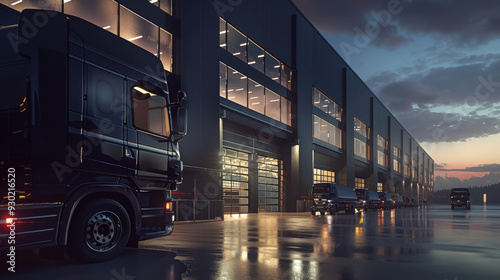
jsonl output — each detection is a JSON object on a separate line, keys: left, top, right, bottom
{"left": 159, "top": 28, "right": 173, "bottom": 72}
{"left": 265, "top": 89, "right": 281, "bottom": 122}
{"left": 220, "top": 62, "right": 291, "bottom": 126}
{"left": 354, "top": 117, "right": 370, "bottom": 139}
{"left": 219, "top": 18, "right": 227, "bottom": 49}
{"left": 377, "top": 134, "right": 388, "bottom": 150}
{"left": 64, "top": 0, "right": 117, "bottom": 34}
{"left": 393, "top": 146, "right": 401, "bottom": 173}
{"left": 355, "top": 138, "right": 370, "bottom": 160}
{"left": 314, "top": 168, "right": 335, "bottom": 184}
{"left": 227, "top": 68, "right": 247, "bottom": 107}
{"left": 355, "top": 178, "right": 365, "bottom": 189}
{"left": 227, "top": 23, "right": 247, "bottom": 62}
{"left": 248, "top": 79, "right": 265, "bottom": 114}
{"left": 281, "top": 65, "right": 292, "bottom": 90}
{"left": 378, "top": 151, "right": 388, "bottom": 168}
{"left": 219, "top": 62, "right": 227, "bottom": 98}
{"left": 120, "top": 6, "right": 158, "bottom": 59}
{"left": 377, "top": 182, "right": 383, "bottom": 192}
{"left": 404, "top": 154, "right": 410, "bottom": 177}
{"left": 313, "top": 114, "right": 342, "bottom": 149}
{"left": 248, "top": 39, "right": 264, "bottom": 72}
{"left": 313, "top": 87, "right": 342, "bottom": 122}
{"left": 265, "top": 52, "right": 280, "bottom": 82}
{"left": 159, "top": 0, "right": 172, "bottom": 15}
{"left": 3, "top": 0, "right": 61, "bottom": 12}
{"left": 280, "top": 96, "right": 292, "bottom": 126}
{"left": 219, "top": 18, "right": 292, "bottom": 90}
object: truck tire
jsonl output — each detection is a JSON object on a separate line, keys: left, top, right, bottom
{"left": 67, "top": 198, "right": 131, "bottom": 263}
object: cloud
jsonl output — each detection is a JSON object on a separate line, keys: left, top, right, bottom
{"left": 435, "top": 172, "right": 500, "bottom": 190}
{"left": 396, "top": 109, "right": 500, "bottom": 142}
{"left": 438, "top": 164, "right": 500, "bottom": 173}
{"left": 293, "top": 0, "right": 500, "bottom": 48}
{"left": 370, "top": 24, "right": 414, "bottom": 50}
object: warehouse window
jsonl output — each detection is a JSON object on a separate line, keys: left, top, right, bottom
{"left": 313, "top": 115, "right": 342, "bottom": 149}
{"left": 314, "top": 168, "right": 335, "bottom": 184}
{"left": 219, "top": 18, "right": 292, "bottom": 90}
{"left": 248, "top": 79, "right": 265, "bottom": 114}
{"left": 3, "top": 0, "right": 61, "bottom": 12}
{"left": 354, "top": 117, "right": 370, "bottom": 139}
{"left": 355, "top": 178, "right": 365, "bottom": 189}
{"left": 313, "top": 87, "right": 342, "bottom": 122}
{"left": 120, "top": 6, "right": 158, "bottom": 59}
{"left": 220, "top": 62, "right": 291, "bottom": 126}
{"left": 227, "top": 68, "right": 248, "bottom": 107}
{"left": 377, "top": 134, "right": 388, "bottom": 150}
{"left": 64, "top": 0, "right": 118, "bottom": 35}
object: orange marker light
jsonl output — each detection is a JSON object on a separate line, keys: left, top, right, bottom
{"left": 166, "top": 202, "right": 172, "bottom": 211}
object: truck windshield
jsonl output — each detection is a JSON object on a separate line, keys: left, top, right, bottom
{"left": 132, "top": 87, "right": 171, "bottom": 137}
{"left": 312, "top": 186, "right": 329, "bottom": 199}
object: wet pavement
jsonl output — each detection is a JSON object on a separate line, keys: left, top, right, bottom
{"left": 2, "top": 205, "right": 500, "bottom": 280}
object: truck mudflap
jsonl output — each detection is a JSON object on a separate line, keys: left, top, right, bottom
{"left": 0, "top": 203, "right": 63, "bottom": 250}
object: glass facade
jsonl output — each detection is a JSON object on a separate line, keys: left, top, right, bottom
{"left": 220, "top": 63, "right": 292, "bottom": 126}
{"left": 354, "top": 117, "right": 370, "bottom": 138}
{"left": 378, "top": 151, "right": 388, "bottom": 168}
{"left": 5, "top": 0, "right": 175, "bottom": 72}
{"left": 65, "top": 0, "right": 118, "bottom": 35}
{"left": 258, "top": 156, "right": 281, "bottom": 212}
{"left": 355, "top": 138, "right": 370, "bottom": 160}
{"left": 313, "top": 115, "right": 342, "bottom": 148}
{"left": 2, "top": 0, "right": 61, "bottom": 12}
{"left": 220, "top": 18, "right": 292, "bottom": 90}
{"left": 393, "top": 146, "right": 401, "bottom": 173}
{"left": 222, "top": 148, "right": 250, "bottom": 214}
{"left": 313, "top": 168, "right": 335, "bottom": 184}
{"left": 405, "top": 154, "right": 411, "bottom": 177}
{"left": 377, "top": 134, "right": 388, "bottom": 150}
{"left": 313, "top": 87, "right": 342, "bottom": 122}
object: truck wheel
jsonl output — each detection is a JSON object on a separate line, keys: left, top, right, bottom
{"left": 311, "top": 210, "right": 315, "bottom": 215}
{"left": 68, "top": 198, "right": 131, "bottom": 263}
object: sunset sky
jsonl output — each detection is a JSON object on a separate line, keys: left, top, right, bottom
{"left": 293, "top": 0, "right": 500, "bottom": 190}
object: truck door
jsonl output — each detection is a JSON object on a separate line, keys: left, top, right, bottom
{"left": 82, "top": 64, "right": 126, "bottom": 176}
{"left": 125, "top": 79, "right": 171, "bottom": 182}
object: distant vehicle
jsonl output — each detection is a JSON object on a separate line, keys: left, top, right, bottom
{"left": 355, "top": 189, "right": 381, "bottom": 211}
{"left": 450, "top": 188, "right": 471, "bottom": 210}
{"left": 355, "top": 189, "right": 369, "bottom": 211}
{"left": 311, "top": 183, "right": 358, "bottom": 215}
{"left": 377, "top": 192, "right": 394, "bottom": 209}
{"left": 390, "top": 193, "right": 404, "bottom": 208}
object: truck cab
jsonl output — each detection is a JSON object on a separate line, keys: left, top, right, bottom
{"left": 1, "top": 9, "right": 186, "bottom": 262}
{"left": 450, "top": 188, "right": 471, "bottom": 210}
{"left": 311, "top": 183, "right": 358, "bottom": 215}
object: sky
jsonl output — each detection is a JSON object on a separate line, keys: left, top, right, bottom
{"left": 292, "top": 0, "right": 500, "bottom": 190}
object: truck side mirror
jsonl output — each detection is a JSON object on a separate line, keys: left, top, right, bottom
{"left": 177, "top": 107, "right": 187, "bottom": 136}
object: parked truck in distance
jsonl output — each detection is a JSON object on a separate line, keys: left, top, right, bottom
{"left": 355, "top": 189, "right": 381, "bottom": 211}
{"left": 1, "top": 9, "right": 187, "bottom": 262}
{"left": 450, "top": 188, "right": 471, "bottom": 210}
{"left": 311, "top": 183, "right": 358, "bottom": 215}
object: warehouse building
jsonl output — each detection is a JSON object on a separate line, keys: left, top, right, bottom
{"left": 0, "top": 0, "right": 434, "bottom": 217}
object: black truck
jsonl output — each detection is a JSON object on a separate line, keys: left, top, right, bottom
{"left": 1, "top": 9, "right": 187, "bottom": 262}
{"left": 311, "top": 183, "right": 358, "bottom": 215}
{"left": 450, "top": 188, "right": 471, "bottom": 210}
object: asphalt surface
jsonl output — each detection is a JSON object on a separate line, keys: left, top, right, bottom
{"left": 2, "top": 204, "right": 500, "bottom": 280}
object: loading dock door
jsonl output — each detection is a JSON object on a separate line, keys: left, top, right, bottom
{"left": 222, "top": 148, "right": 250, "bottom": 214}
{"left": 257, "top": 156, "right": 281, "bottom": 212}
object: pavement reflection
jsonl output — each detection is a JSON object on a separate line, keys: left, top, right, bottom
{"left": 2, "top": 205, "right": 500, "bottom": 279}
